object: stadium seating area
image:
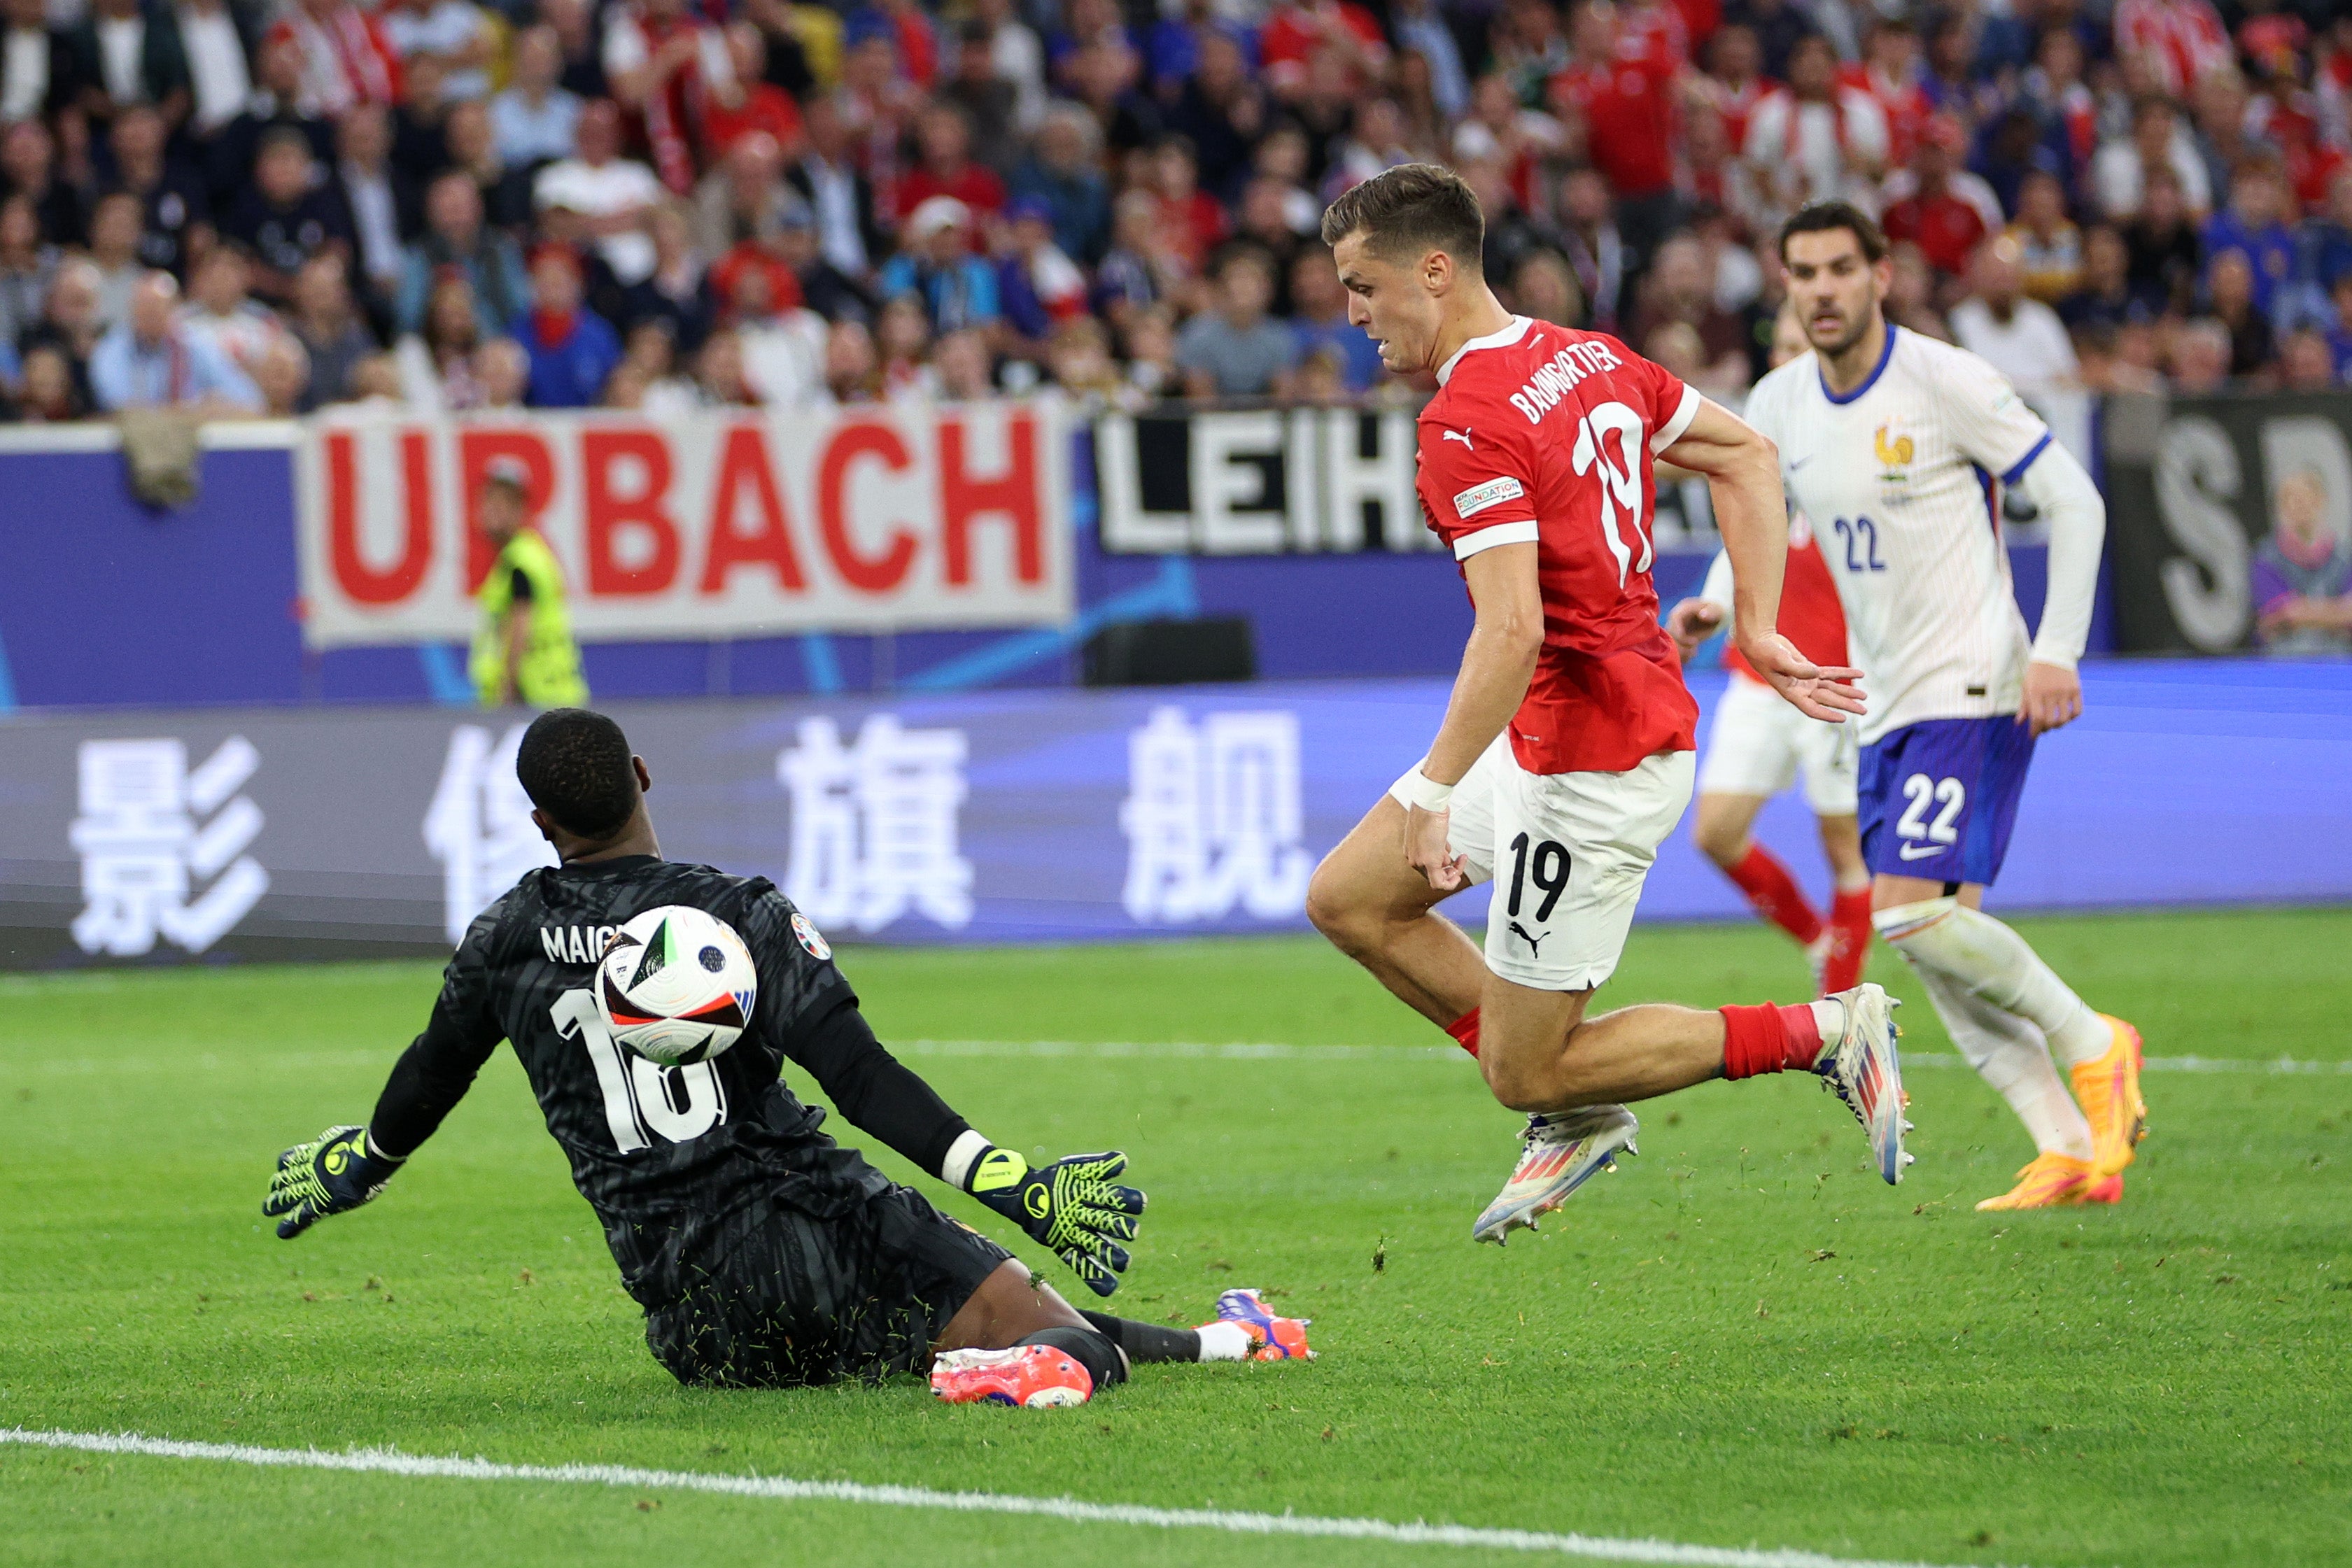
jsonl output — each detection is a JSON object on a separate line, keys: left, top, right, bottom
{"left": 0, "top": 0, "right": 2346, "bottom": 421}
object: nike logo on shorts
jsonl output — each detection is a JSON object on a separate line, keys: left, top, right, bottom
{"left": 1897, "top": 842, "right": 1948, "bottom": 861}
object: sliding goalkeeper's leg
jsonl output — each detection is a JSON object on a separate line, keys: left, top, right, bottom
{"left": 929, "top": 1289, "right": 1314, "bottom": 1406}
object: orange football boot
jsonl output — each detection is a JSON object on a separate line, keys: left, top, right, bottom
{"left": 929, "top": 1345, "right": 1093, "bottom": 1408}
{"left": 2070, "top": 1015, "right": 2148, "bottom": 1178}
{"left": 1976, "top": 1152, "right": 2115, "bottom": 1210}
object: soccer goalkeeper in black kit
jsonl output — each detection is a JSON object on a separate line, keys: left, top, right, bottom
{"left": 265, "top": 708, "right": 1311, "bottom": 1407}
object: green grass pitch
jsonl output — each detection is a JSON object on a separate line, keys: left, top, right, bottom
{"left": 3, "top": 909, "right": 2348, "bottom": 1567}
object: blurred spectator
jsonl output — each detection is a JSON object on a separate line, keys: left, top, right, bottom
{"left": 1883, "top": 240, "right": 1951, "bottom": 341}
{"left": 1555, "top": 165, "right": 1624, "bottom": 330}
{"left": 688, "top": 324, "right": 752, "bottom": 405}
{"left": 1553, "top": 0, "right": 1686, "bottom": 258}
{"left": 1625, "top": 232, "right": 1747, "bottom": 388}
{"left": 329, "top": 104, "right": 414, "bottom": 306}
{"left": 2187, "top": 69, "right": 2259, "bottom": 210}
{"left": 787, "top": 91, "right": 881, "bottom": 281}
{"left": 873, "top": 290, "right": 932, "bottom": 397}
{"left": 997, "top": 194, "right": 1085, "bottom": 349}
{"left": 286, "top": 251, "right": 372, "bottom": 408}
{"left": 174, "top": 0, "right": 254, "bottom": 140}
{"left": 2279, "top": 327, "right": 2338, "bottom": 393}
{"left": 1147, "top": 135, "right": 1225, "bottom": 270}
{"left": 379, "top": 0, "right": 491, "bottom": 104}
{"left": 1390, "top": 0, "right": 1469, "bottom": 122}
{"left": 90, "top": 269, "right": 262, "bottom": 412}
{"left": 1739, "top": 35, "right": 1887, "bottom": 236}
{"left": 1880, "top": 115, "right": 2000, "bottom": 281}
{"left": 22, "top": 255, "right": 104, "bottom": 397}
{"left": 1950, "top": 236, "right": 2080, "bottom": 397}
{"left": 397, "top": 271, "right": 484, "bottom": 407}
{"left": 71, "top": 0, "right": 193, "bottom": 132}
{"left": 1009, "top": 102, "right": 1109, "bottom": 266}
{"left": 0, "top": 191, "right": 58, "bottom": 345}
{"left": 224, "top": 125, "right": 351, "bottom": 306}
{"left": 1091, "top": 188, "right": 1167, "bottom": 328}
{"left": 2294, "top": 169, "right": 2352, "bottom": 327}
{"left": 618, "top": 199, "right": 710, "bottom": 346}
{"left": 1045, "top": 313, "right": 1119, "bottom": 403}
{"left": 2168, "top": 316, "right": 2232, "bottom": 391}
{"left": 1840, "top": 14, "right": 1928, "bottom": 168}
{"left": 2059, "top": 225, "right": 2139, "bottom": 332}
{"left": 732, "top": 250, "right": 824, "bottom": 404}
{"left": 180, "top": 243, "right": 283, "bottom": 370}
{"left": 620, "top": 318, "right": 695, "bottom": 414}
{"left": 2021, "top": 26, "right": 2097, "bottom": 185}
{"left": 1289, "top": 242, "right": 1381, "bottom": 392}
{"left": 250, "top": 331, "right": 307, "bottom": 414}
{"left": 87, "top": 189, "right": 148, "bottom": 328}
{"left": 2206, "top": 248, "right": 2276, "bottom": 379}
{"left": 206, "top": 31, "right": 332, "bottom": 211}
{"left": 2200, "top": 161, "right": 2296, "bottom": 324}
{"left": 443, "top": 97, "right": 529, "bottom": 232}
{"left": 1723, "top": 0, "right": 1811, "bottom": 83}
{"left": 2, "top": 117, "right": 85, "bottom": 246}
{"left": 699, "top": 20, "right": 801, "bottom": 163}
{"left": 2326, "top": 274, "right": 2352, "bottom": 381}
{"left": 696, "top": 129, "right": 785, "bottom": 255}
{"left": 2007, "top": 171, "right": 2083, "bottom": 303}
{"left": 8, "top": 340, "right": 86, "bottom": 418}
{"left": 1176, "top": 243, "right": 1295, "bottom": 398}
{"left": 897, "top": 99, "right": 1003, "bottom": 227}
{"left": 1259, "top": 0, "right": 1386, "bottom": 102}
{"left": 1509, "top": 248, "right": 1585, "bottom": 332}
{"left": 1120, "top": 302, "right": 1179, "bottom": 401}
{"left": 0, "top": 0, "right": 76, "bottom": 129}
{"left": 2114, "top": 0, "right": 2232, "bottom": 102}
{"left": 400, "top": 168, "right": 528, "bottom": 334}
{"left": 2253, "top": 467, "right": 2352, "bottom": 655}
{"left": 934, "top": 325, "right": 992, "bottom": 400}
{"left": 540, "top": 0, "right": 605, "bottom": 101}
{"left": 2094, "top": 96, "right": 2211, "bottom": 220}
{"left": 2124, "top": 167, "right": 2203, "bottom": 317}
{"left": 936, "top": 22, "right": 1013, "bottom": 172}
{"left": 109, "top": 104, "right": 209, "bottom": 277}
{"left": 600, "top": 0, "right": 730, "bottom": 194}
{"left": 880, "top": 196, "right": 997, "bottom": 332}
{"left": 491, "top": 25, "right": 580, "bottom": 167}
{"left": 267, "top": 0, "right": 401, "bottom": 118}
{"left": 815, "top": 316, "right": 875, "bottom": 404}
{"left": 521, "top": 241, "right": 618, "bottom": 405}
{"left": 1161, "top": 31, "right": 1260, "bottom": 202}
{"left": 535, "top": 97, "right": 661, "bottom": 285}
{"left": 474, "top": 332, "right": 526, "bottom": 408}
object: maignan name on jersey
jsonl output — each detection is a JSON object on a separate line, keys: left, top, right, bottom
{"left": 541, "top": 925, "right": 622, "bottom": 966}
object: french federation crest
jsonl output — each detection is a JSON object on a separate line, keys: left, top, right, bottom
{"left": 1873, "top": 421, "right": 1916, "bottom": 481}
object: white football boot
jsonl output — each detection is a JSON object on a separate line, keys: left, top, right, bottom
{"left": 1470, "top": 1104, "right": 1639, "bottom": 1245}
{"left": 1812, "top": 982, "right": 1913, "bottom": 1184}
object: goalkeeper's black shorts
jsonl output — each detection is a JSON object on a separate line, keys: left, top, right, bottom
{"left": 643, "top": 1183, "right": 1012, "bottom": 1389}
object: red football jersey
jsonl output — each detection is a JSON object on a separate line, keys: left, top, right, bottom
{"left": 1724, "top": 514, "right": 1850, "bottom": 682}
{"left": 1416, "top": 317, "right": 1702, "bottom": 776}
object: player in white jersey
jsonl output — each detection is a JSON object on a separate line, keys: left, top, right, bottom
{"left": 1740, "top": 201, "right": 2148, "bottom": 1212}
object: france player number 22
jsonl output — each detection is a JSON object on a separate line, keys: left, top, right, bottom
{"left": 1831, "top": 516, "right": 1887, "bottom": 572}
{"left": 551, "top": 989, "right": 728, "bottom": 1153}
{"left": 1895, "top": 774, "right": 1966, "bottom": 857}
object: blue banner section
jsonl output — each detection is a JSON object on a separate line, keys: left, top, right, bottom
{"left": 0, "top": 431, "right": 2083, "bottom": 712}
{"left": 1, "top": 661, "right": 2339, "bottom": 970}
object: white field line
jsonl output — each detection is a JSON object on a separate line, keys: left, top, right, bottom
{"left": 898, "top": 1040, "right": 2352, "bottom": 1075}
{"left": 0, "top": 1427, "right": 2025, "bottom": 1568}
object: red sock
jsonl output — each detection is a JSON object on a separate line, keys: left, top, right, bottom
{"left": 1445, "top": 1008, "right": 1481, "bottom": 1059}
{"left": 1724, "top": 844, "right": 1824, "bottom": 946}
{"left": 1720, "top": 1002, "right": 1826, "bottom": 1079}
{"left": 1822, "top": 887, "right": 1875, "bottom": 994}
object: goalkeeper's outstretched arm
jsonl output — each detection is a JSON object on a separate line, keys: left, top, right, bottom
{"left": 786, "top": 990, "right": 1146, "bottom": 1297}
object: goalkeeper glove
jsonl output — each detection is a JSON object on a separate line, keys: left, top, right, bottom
{"left": 264, "top": 1124, "right": 403, "bottom": 1239}
{"left": 962, "top": 1145, "right": 1146, "bottom": 1298}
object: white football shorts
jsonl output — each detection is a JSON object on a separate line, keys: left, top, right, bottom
{"left": 1395, "top": 735, "right": 1694, "bottom": 992}
{"left": 1695, "top": 673, "right": 1859, "bottom": 816}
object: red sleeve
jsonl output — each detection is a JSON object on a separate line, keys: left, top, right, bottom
{"left": 1418, "top": 414, "right": 1539, "bottom": 562}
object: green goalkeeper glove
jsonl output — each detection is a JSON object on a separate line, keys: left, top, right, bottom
{"left": 264, "top": 1125, "right": 403, "bottom": 1239}
{"left": 963, "top": 1146, "right": 1146, "bottom": 1297}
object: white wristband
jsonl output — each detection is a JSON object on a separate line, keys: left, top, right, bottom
{"left": 941, "top": 1128, "right": 993, "bottom": 1189}
{"left": 1388, "top": 765, "right": 1454, "bottom": 813}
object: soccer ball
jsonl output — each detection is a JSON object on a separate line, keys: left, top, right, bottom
{"left": 596, "top": 905, "right": 757, "bottom": 1066}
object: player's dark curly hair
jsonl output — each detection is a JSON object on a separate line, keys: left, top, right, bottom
{"left": 1778, "top": 200, "right": 1889, "bottom": 264}
{"left": 516, "top": 708, "right": 639, "bottom": 839}
{"left": 1320, "top": 163, "right": 1484, "bottom": 270}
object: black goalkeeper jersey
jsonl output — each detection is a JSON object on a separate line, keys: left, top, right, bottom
{"left": 367, "top": 855, "right": 971, "bottom": 1308}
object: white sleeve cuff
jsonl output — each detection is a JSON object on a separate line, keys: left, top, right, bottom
{"left": 1453, "top": 520, "right": 1539, "bottom": 559}
{"left": 1650, "top": 383, "right": 1703, "bottom": 455}
{"left": 941, "top": 1128, "right": 992, "bottom": 1189}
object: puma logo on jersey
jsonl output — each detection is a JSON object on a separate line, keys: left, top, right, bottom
{"left": 1443, "top": 428, "right": 1475, "bottom": 448}
{"left": 1508, "top": 920, "right": 1547, "bottom": 954}
{"left": 1506, "top": 338, "right": 1624, "bottom": 426}
{"left": 541, "top": 924, "right": 621, "bottom": 964}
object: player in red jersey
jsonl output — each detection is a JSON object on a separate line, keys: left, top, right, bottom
{"left": 1304, "top": 165, "right": 1910, "bottom": 1244}
{"left": 1666, "top": 304, "right": 1873, "bottom": 996}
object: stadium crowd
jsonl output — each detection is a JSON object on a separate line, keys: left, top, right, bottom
{"left": 0, "top": 0, "right": 2348, "bottom": 421}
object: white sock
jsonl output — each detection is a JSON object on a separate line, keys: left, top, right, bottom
{"left": 1808, "top": 997, "right": 1846, "bottom": 1053}
{"left": 1873, "top": 898, "right": 2113, "bottom": 1068}
{"left": 1912, "top": 963, "right": 2094, "bottom": 1161}
{"left": 1195, "top": 1322, "right": 1253, "bottom": 1362}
